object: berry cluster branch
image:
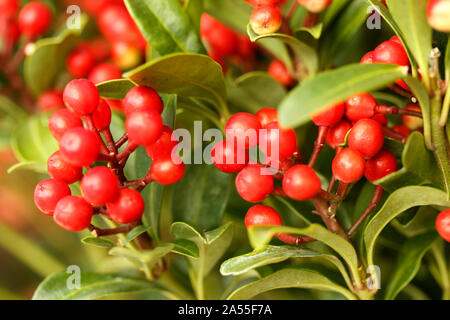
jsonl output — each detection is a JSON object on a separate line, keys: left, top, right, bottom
{"left": 348, "top": 186, "right": 383, "bottom": 237}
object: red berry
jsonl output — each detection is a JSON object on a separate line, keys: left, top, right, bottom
{"left": 48, "top": 109, "right": 82, "bottom": 141}
{"left": 123, "top": 86, "right": 164, "bottom": 115}
{"left": 371, "top": 113, "right": 388, "bottom": 126}
{"left": 248, "top": 0, "right": 285, "bottom": 7}
{"left": 250, "top": 5, "right": 282, "bottom": 35}
{"left": 126, "top": 109, "right": 163, "bottom": 146}
{"left": 106, "top": 188, "right": 145, "bottom": 224}
{"left": 360, "top": 51, "right": 374, "bottom": 64}
{"left": 145, "top": 126, "right": 178, "bottom": 159}
{"left": 427, "top": 0, "right": 450, "bottom": 33}
{"left": 436, "top": 209, "right": 450, "bottom": 242}
{"left": 235, "top": 164, "right": 274, "bottom": 203}
{"left": 63, "top": 79, "right": 100, "bottom": 116}
{"left": 37, "top": 89, "right": 64, "bottom": 111}
{"left": 282, "top": 165, "right": 321, "bottom": 200}
{"left": 311, "top": 102, "right": 345, "bottom": 127}
{"left": 259, "top": 121, "right": 297, "bottom": 161}
{"left": 34, "top": 179, "right": 71, "bottom": 216}
{"left": 402, "top": 104, "right": 423, "bottom": 130}
{"left": 347, "top": 119, "right": 384, "bottom": 158}
{"left": 18, "top": 1, "right": 52, "bottom": 39}
{"left": 92, "top": 99, "right": 112, "bottom": 130}
{"left": 326, "top": 120, "right": 352, "bottom": 149}
{"left": 208, "top": 50, "right": 227, "bottom": 73}
{"left": 150, "top": 154, "right": 185, "bottom": 185}
{"left": 88, "top": 62, "right": 121, "bottom": 84}
{"left": 59, "top": 127, "right": 101, "bottom": 167}
{"left": 269, "top": 60, "right": 294, "bottom": 87}
{"left": 201, "top": 14, "right": 238, "bottom": 56}
{"left": 390, "top": 35, "right": 402, "bottom": 45}
{"left": 364, "top": 150, "right": 397, "bottom": 182}
{"left": 225, "top": 112, "right": 262, "bottom": 149}
{"left": 345, "top": 93, "right": 377, "bottom": 122}
{"left": 47, "top": 151, "right": 82, "bottom": 184}
{"left": 245, "top": 205, "right": 282, "bottom": 230}
{"left": 53, "top": 196, "right": 93, "bottom": 232}
{"left": 211, "top": 140, "right": 249, "bottom": 173}
{"left": 373, "top": 40, "right": 409, "bottom": 66}
{"left": 0, "top": 0, "right": 19, "bottom": 16}
{"left": 66, "top": 46, "right": 96, "bottom": 79}
{"left": 332, "top": 148, "right": 365, "bottom": 183}
{"left": 392, "top": 124, "right": 411, "bottom": 138}
{"left": 237, "top": 34, "right": 256, "bottom": 59}
{"left": 256, "top": 108, "right": 279, "bottom": 127}
{"left": 297, "top": 0, "right": 333, "bottom": 13}
{"left": 81, "top": 166, "right": 119, "bottom": 206}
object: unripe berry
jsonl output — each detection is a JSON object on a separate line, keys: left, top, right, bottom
{"left": 145, "top": 126, "right": 178, "bottom": 159}
{"left": 436, "top": 209, "right": 450, "bottom": 242}
{"left": 66, "top": 46, "right": 96, "bottom": 79}
{"left": 63, "top": 79, "right": 100, "bottom": 116}
{"left": 150, "top": 154, "right": 186, "bottom": 185}
{"left": 37, "top": 90, "right": 64, "bottom": 111}
{"left": 373, "top": 40, "right": 409, "bottom": 66}
{"left": 126, "top": 109, "right": 163, "bottom": 146}
{"left": 332, "top": 148, "right": 365, "bottom": 183}
{"left": 402, "top": 104, "right": 423, "bottom": 130}
{"left": 360, "top": 51, "right": 374, "bottom": 64}
{"left": 345, "top": 93, "right": 377, "bottom": 122}
{"left": 92, "top": 99, "right": 112, "bottom": 130}
{"left": 111, "top": 41, "right": 143, "bottom": 70}
{"left": 53, "top": 196, "right": 93, "bottom": 232}
{"left": 225, "top": 112, "right": 262, "bottom": 149}
{"left": 259, "top": 121, "right": 298, "bottom": 161}
{"left": 211, "top": 140, "right": 249, "bottom": 173}
{"left": 106, "top": 188, "right": 145, "bottom": 224}
{"left": 48, "top": 109, "right": 82, "bottom": 141}
{"left": 18, "top": 1, "right": 52, "bottom": 39}
{"left": 81, "top": 166, "right": 120, "bottom": 206}
{"left": 47, "top": 151, "right": 83, "bottom": 184}
{"left": 245, "top": 205, "right": 282, "bottom": 230}
{"left": 311, "top": 102, "right": 345, "bottom": 127}
{"left": 297, "top": 0, "right": 333, "bottom": 13}
{"left": 326, "top": 120, "right": 352, "bottom": 149}
{"left": 250, "top": 5, "right": 282, "bottom": 35}
{"left": 59, "top": 127, "right": 101, "bottom": 167}
{"left": 255, "top": 108, "right": 278, "bottom": 127}
{"left": 88, "top": 62, "right": 122, "bottom": 84}
{"left": 364, "top": 149, "right": 397, "bottom": 182}
{"left": 123, "top": 86, "right": 164, "bottom": 115}
{"left": 282, "top": 165, "right": 321, "bottom": 200}
{"left": 34, "top": 179, "right": 71, "bottom": 216}
{"left": 268, "top": 60, "right": 294, "bottom": 87}
{"left": 347, "top": 119, "right": 384, "bottom": 158}
{"left": 427, "top": 0, "right": 450, "bottom": 33}
{"left": 235, "top": 164, "right": 274, "bottom": 203}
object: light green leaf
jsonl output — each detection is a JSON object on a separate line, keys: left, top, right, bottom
{"left": 81, "top": 237, "right": 116, "bottom": 248}
{"left": 96, "top": 79, "right": 135, "bottom": 100}
{"left": 295, "top": 23, "right": 323, "bottom": 39}
{"left": 109, "top": 244, "right": 175, "bottom": 271}
{"left": 121, "top": 226, "right": 152, "bottom": 246}
{"left": 185, "top": 0, "right": 204, "bottom": 32}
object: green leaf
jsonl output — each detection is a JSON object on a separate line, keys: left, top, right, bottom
{"left": 322, "top": 0, "right": 353, "bottom": 27}
{"left": 121, "top": 226, "right": 152, "bottom": 246}
{"left": 295, "top": 23, "right": 323, "bottom": 39}
{"left": 24, "top": 15, "right": 88, "bottom": 95}
{"left": 33, "top": 272, "right": 170, "bottom": 300}
{"left": 11, "top": 113, "right": 58, "bottom": 172}
{"left": 7, "top": 161, "right": 47, "bottom": 174}
{"left": 124, "top": 53, "right": 227, "bottom": 115}
{"left": 227, "top": 265, "right": 357, "bottom": 300}
{"left": 96, "top": 79, "right": 135, "bottom": 99}
{"left": 172, "top": 163, "right": 232, "bottom": 231}
{"left": 364, "top": 186, "right": 450, "bottom": 269}
{"left": 386, "top": 0, "right": 432, "bottom": 87}
{"left": 124, "top": 0, "right": 205, "bottom": 55}
{"left": 278, "top": 63, "right": 408, "bottom": 128}
{"left": 248, "top": 224, "right": 362, "bottom": 287}
{"left": 171, "top": 239, "right": 199, "bottom": 258}
{"left": 185, "top": 0, "right": 204, "bottom": 32}
{"left": 0, "top": 95, "right": 26, "bottom": 151}
{"left": 247, "top": 24, "right": 318, "bottom": 76}
{"left": 109, "top": 244, "right": 175, "bottom": 271}
{"left": 384, "top": 231, "right": 438, "bottom": 300}
{"left": 81, "top": 237, "right": 116, "bottom": 248}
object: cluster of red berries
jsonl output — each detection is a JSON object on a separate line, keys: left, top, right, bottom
{"left": 34, "top": 79, "right": 185, "bottom": 232}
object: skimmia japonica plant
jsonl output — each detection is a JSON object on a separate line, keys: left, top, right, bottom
{"left": 0, "top": 0, "right": 450, "bottom": 301}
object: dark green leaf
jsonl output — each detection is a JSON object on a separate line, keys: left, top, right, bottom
{"left": 278, "top": 63, "right": 408, "bottom": 128}
{"left": 295, "top": 23, "right": 323, "bottom": 39}
{"left": 171, "top": 239, "right": 199, "bottom": 258}
{"left": 124, "top": 0, "right": 205, "bottom": 55}
{"left": 322, "top": 0, "right": 353, "bottom": 27}
{"left": 121, "top": 226, "right": 152, "bottom": 246}
{"left": 81, "top": 237, "right": 116, "bottom": 248}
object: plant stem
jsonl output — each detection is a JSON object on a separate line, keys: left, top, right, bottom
{"left": 348, "top": 186, "right": 383, "bottom": 237}
{"left": 308, "top": 126, "right": 328, "bottom": 167}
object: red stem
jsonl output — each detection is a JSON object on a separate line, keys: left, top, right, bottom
{"left": 348, "top": 186, "right": 384, "bottom": 237}
{"left": 308, "top": 126, "right": 329, "bottom": 167}
{"left": 375, "top": 105, "right": 422, "bottom": 118}
{"left": 382, "top": 126, "right": 408, "bottom": 144}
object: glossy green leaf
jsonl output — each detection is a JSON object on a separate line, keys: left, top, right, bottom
{"left": 81, "top": 237, "right": 116, "bottom": 248}
{"left": 171, "top": 239, "right": 199, "bottom": 258}
{"left": 364, "top": 186, "right": 450, "bottom": 269}
{"left": 295, "top": 23, "right": 323, "bottom": 39}
{"left": 121, "top": 226, "right": 152, "bottom": 246}
{"left": 33, "top": 272, "right": 170, "bottom": 300}
{"left": 278, "top": 63, "right": 408, "bottom": 128}
{"left": 124, "top": 53, "right": 227, "bottom": 114}
{"left": 227, "top": 265, "right": 357, "bottom": 300}
{"left": 386, "top": 0, "right": 432, "bottom": 86}
{"left": 384, "top": 232, "right": 438, "bottom": 300}
{"left": 24, "top": 15, "right": 88, "bottom": 95}
{"left": 322, "top": 0, "right": 353, "bottom": 27}
{"left": 124, "top": 0, "right": 205, "bottom": 55}
{"left": 109, "top": 244, "right": 175, "bottom": 271}
{"left": 172, "top": 163, "right": 232, "bottom": 231}
{"left": 96, "top": 79, "right": 135, "bottom": 99}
